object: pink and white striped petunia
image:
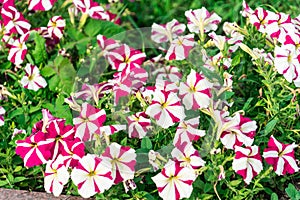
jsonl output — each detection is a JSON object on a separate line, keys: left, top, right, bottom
{"left": 232, "top": 145, "right": 263, "bottom": 184}
{"left": 28, "top": 0, "right": 58, "bottom": 11}
{"left": 0, "top": 106, "right": 5, "bottom": 126}
{"left": 16, "top": 131, "right": 54, "bottom": 167}
{"left": 108, "top": 44, "right": 146, "bottom": 74}
{"left": 32, "top": 109, "right": 58, "bottom": 134}
{"left": 72, "top": 0, "right": 109, "bottom": 20}
{"left": 98, "top": 124, "right": 126, "bottom": 136}
{"left": 97, "top": 34, "right": 120, "bottom": 56}
{"left": 45, "top": 120, "right": 76, "bottom": 160}
{"left": 71, "top": 154, "right": 114, "bottom": 198}
{"left": 145, "top": 89, "right": 186, "bottom": 129}
{"left": 1, "top": 5, "right": 31, "bottom": 35}
{"left": 151, "top": 19, "right": 186, "bottom": 43}
{"left": 173, "top": 117, "right": 205, "bottom": 147}
{"left": 220, "top": 113, "right": 257, "bottom": 149}
{"left": 274, "top": 45, "right": 300, "bottom": 86}
{"left": 266, "top": 12, "right": 295, "bottom": 42}
{"left": 60, "top": 137, "right": 85, "bottom": 168}
{"left": 171, "top": 142, "right": 205, "bottom": 170}
{"left": 127, "top": 112, "right": 151, "bottom": 139}
{"left": 155, "top": 79, "right": 178, "bottom": 93}
{"left": 263, "top": 135, "right": 299, "bottom": 176}
{"left": 179, "top": 69, "right": 213, "bottom": 110}
{"left": 20, "top": 64, "right": 48, "bottom": 91}
{"left": 240, "top": 0, "right": 254, "bottom": 18}
{"left": 101, "top": 142, "right": 136, "bottom": 184}
{"left": 73, "top": 102, "right": 106, "bottom": 141}
{"left": 8, "top": 33, "right": 29, "bottom": 65}
{"left": 249, "top": 8, "right": 277, "bottom": 34}
{"left": 153, "top": 65, "right": 182, "bottom": 84}
{"left": 47, "top": 16, "right": 65, "bottom": 40}
{"left": 152, "top": 160, "right": 196, "bottom": 200}
{"left": 44, "top": 155, "right": 70, "bottom": 197}
{"left": 165, "top": 34, "right": 195, "bottom": 60}
{"left": 185, "top": 7, "right": 222, "bottom": 34}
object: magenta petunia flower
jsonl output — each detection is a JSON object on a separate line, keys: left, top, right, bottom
{"left": 21, "top": 64, "right": 48, "bottom": 91}
{"left": 263, "top": 135, "right": 299, "bottom": 176}
{"left": 44, "top": 155, "right": 69, "bottom": 197}
{"left": 151, "top": 19, "right": 186, "bottom": 43}
{"left": 220, "top": 113, "right": 257, "bottom": 149}
{"left": 47, "top": 16, "right": 65, "bottom": 40}
{"left": 145, "top": 89, "right": 185, "bottom": 129}
{"left": 165, "top": 34, "right": 195, "bottom": 60}
{"left": 185, "top": 7, "right": 221, "bottom": 34}
{"left": 127, "top": 112, "right": 151, "bottom": 139}
{"left": 8, "top": 33, "right": 29, "bottom": 65}
{"left": 16, "top": 131, "right": 53, "bottom": 167}
{"left": 71, "top": 154, "right": 114, "bottom": 198}
{"left": 101, "top": 142, "right": 136, "bottom": 184}
{"left": 152, "top": 160, "right": 196, "bottom": 200}
{"left": 232, "top": 145, "right": 263, "bottom": 184}
{"left": 73, "top": 102, "right": 106, "bottom": 141}
{"left": 108, "top": 44, "right": 146, "bottom": 74}
{"left": 179, "top": 69, "right": 212, "bottom": 110}
{"left": 45, "top": 120, "right": 76, "bottom": 160}
{"left": 28, "top": 0, "right": 58, "bottom": 11}
{"left": 1, "top": 5, "right": 31, "bottom": 35}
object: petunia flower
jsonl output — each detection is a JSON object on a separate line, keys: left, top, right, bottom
{"left": 145, "top": 89, "right": 185, "bottom": 129}
{"left": 127, "top": 112, "right": 151, "bottom": 139}
{"left": 266, "top": 12, "right": 295, "bottom": 43}
{"left": 185, "top": 7, "right": 221, "bottom": 35}
{"left": 108, "top": 44, "right": 146, "bottom": 74}
{"left": 263, "top": 135, "right": 299, "bottom": 176}
{"left": 151, "top": 19, "right": 186, "bottom": 43}
{"left": 32, "top": 109, "right": 58, "bottom": 134}
{"left": 179, "top": 69, "right": 212, "bottom": 110}
{"left": 44, "top": 155, "right": 70, "bottom": 197}
{"left": 71, "top": 154, "right": 114, "bottom": 198}
{"left": 173, "top": 117, "right": 205, "bottom": 147}
{"left": 171, "top": 142, "right": 205, "bottom": 170}
{"left": 60, "top": 137, "right": 85, "bottom": 168}
{"left": 12, "top": 128, "right": 26, "bottom": 139}
{"left": 98, "top": 124, "right": 126, "bottom": 136}
{"left": 20, "top": 63, "right": 48, "bottom": 91}
{"left": 249, "top": 8, "right": 277, "bottom": 34}
{"left": 219, "top": 113, "right": 257, "bottom": 149}
{"left": 28, "top": 0, "right": 58, "bottom": 11}
{"left": 274, "top": 44, "right": 300, "bottom": 86}
{"left": 155, "top": 79, "right": 178, "bottom": 93}
{"left": 73, "top": 0, "right": 109, "bottom": 20}
{"left": 73, "top": 102, "right": 106, "bottom": 141}
{"left": 97, "top": 34, "right": 120, "bottom": 56}
{"left": 153, "top": 65, "right": 182, "bottom": 84}
{"left": 47, "top": 16, "right": 65, "bottom": 40}
{"left": 45, "top": 120, "right": 76, "bottom": 160}
{"left": 152, "top": 160, "right": 196, "bottom": 200}
{"left": 101, "top": 142, "right": 136, "bottom": 184}
{"left": 240, "top": 0, "right": 254, "bottom": 18}
{"left": 0, "top": 106, "right": 5, "bottom": 126}
{"left": 16, "top": 131, "right": 53, "bottom": 167}
{"left": 232, "top": 145, "right": 263, "bottom": 184}
{"left": 7, "top": 33, "right": 29, "bottom": 65}
{"left": 165, "top": 34, "right": 195, "bottom": 60}
{"left": 1, "top": 5, "right": 31, "bottom": 35}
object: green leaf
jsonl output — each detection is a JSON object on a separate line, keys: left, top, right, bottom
{"left": 264, "top": 118, "right": 279, "bottom": 135}
{"left": 242, "top": 97, "right": 254, "bottom": 111}
{"left": 13, "top": 166, "right": 22, "bottom": 173}
{"left": 32, "top": 32, "right": 47, "bottom": 64}
{"left": 8, "top": 108, "right": 23, "bottom": 119}
{"left": 0, "top": 180, "right": 8, "bottom": 187}
{"left": 41, "top": 66, "right": 56, "bottom": 77}
{"left": 231, "top": 54, "right": 241, "bottom": 67}
{"left": 48, "top": 75, "right": 60, "bottom": 92}
{"left": 230, "top": 180, "right": 242, "bottom": 186}
{"left": 203, "top": 183, "right": 213, "bottom": 193}
{"left": 14, "top": 177, "right": 27, "bottom": 183}
{"left": 84, "top": 19, "right": 125, "bottom": 38}
{"left": 141, "top": 137, "right": 152, "bottom": 150}
{"left": 271, "top": 193, "right": 279, "bottom": 200}
{"left": 285, "top": 183, "right": 300, "bottom": 200}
